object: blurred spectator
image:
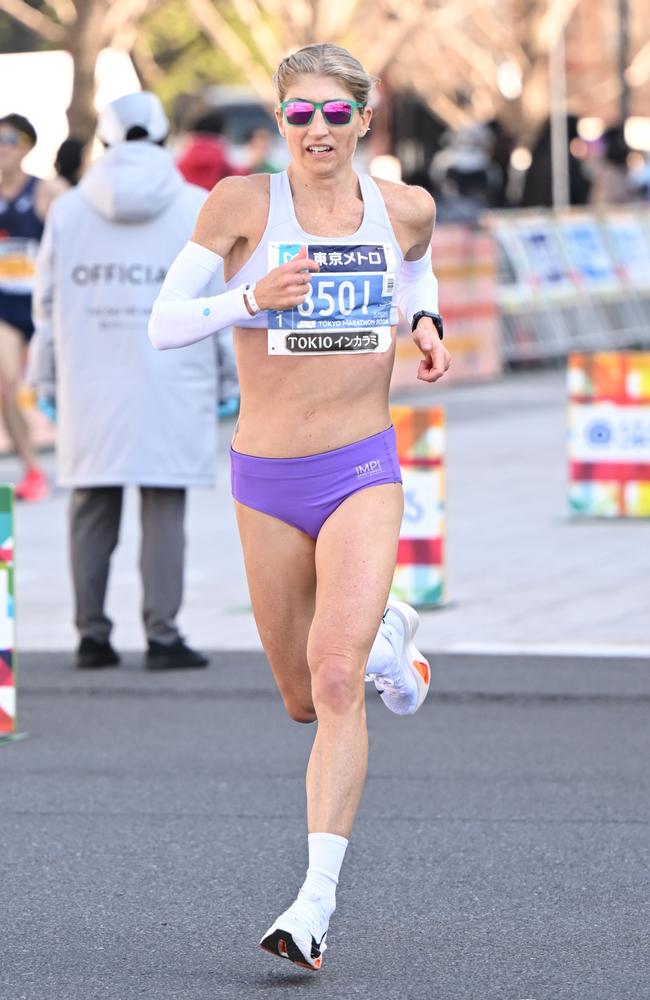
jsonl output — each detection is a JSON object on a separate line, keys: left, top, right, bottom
{"left": 589, "top": 125, "right": 634, "bottom": 206}
{"left": 177, "top": 109, "right": 242, "bottom": 190}
{"left": 521, "top": 115, "right": 591, "bottom": 208}
{"left": 0, "top": 112, "right": 60, "bottom": 501}
{"left": 431, "top": 124, "right": 501, "bottom": 222}
{"left": 243, "top": 126, "right": 281, "bottom": 173}
{"left": 28, "top": 92, "right": 217, "bottom": 672}
{"left": 54, "top": 137, "right": 86, "bottom": 188}
{"left": 629, "top": 155, "right": 650, "bottom": 201}
{"left": 486, "top": 119, "right": 514, "bottom": 208}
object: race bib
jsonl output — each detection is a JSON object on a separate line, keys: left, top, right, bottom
{"left": 267, "top": 241, "right": 397, "bottom": 355}
{"left": 0, "top": 238, "right": 38, "bottom": 294}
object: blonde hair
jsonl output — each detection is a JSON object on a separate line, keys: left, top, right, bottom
{"left": 274, "top": 43, "right": 376, "bottom": 106}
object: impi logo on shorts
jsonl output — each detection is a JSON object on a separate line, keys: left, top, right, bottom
{"left": 355, "top": 459, "right": 383, "bottom": 479}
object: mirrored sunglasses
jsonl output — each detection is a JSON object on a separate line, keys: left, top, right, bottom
{"left": 280, "top": 99, "right": 365, "bottom": 127}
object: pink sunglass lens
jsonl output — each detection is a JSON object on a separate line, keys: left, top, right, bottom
{"left": 323, "top": 102, "right": 353, "bottom": 124}
{"left": 285, "top": 102, "right": 314, "bottom": 125}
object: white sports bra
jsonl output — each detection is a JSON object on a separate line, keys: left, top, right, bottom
{"left": 226, "top": 170, "right": 403, "bottom": 338}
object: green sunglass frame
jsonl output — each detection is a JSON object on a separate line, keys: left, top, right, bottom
{"left": 280, "top": 99, "right": 366, "bottom": 126}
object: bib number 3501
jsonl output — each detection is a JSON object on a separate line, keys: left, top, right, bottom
{"left": 298, "top": 278, "right": 371, "bottom": 318}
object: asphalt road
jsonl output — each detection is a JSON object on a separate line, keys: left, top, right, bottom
{"left": 2, "top": 652, "right": 649, "bottom": 1000}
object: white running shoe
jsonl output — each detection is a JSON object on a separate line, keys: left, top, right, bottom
{"left": 259, "top": 895, "right": 329, "bottom": 971}
{"left": 365, "top": 599, "right": 431, "bottom": 715}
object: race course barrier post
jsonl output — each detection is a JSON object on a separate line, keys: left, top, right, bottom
{"left": 568, "top": 352, "right": 650, "bottom": 517}
{"left": 391, "top": 406, "right": 446, "bottom": 607}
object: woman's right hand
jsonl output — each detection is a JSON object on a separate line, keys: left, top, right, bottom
{"left": 253, "top": 246, "right": 320, "bottom": 312}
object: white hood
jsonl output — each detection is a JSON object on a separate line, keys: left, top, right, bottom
{"left": 79, "top": 142, "right": 184, "bottom": 223}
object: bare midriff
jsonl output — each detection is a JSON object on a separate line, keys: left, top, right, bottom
{"left": 231, "top": 325, "right": 397, "bottom": 458}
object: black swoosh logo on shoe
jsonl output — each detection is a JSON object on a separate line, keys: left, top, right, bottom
{"left": 310, "top": 932, "right": 326, "bottom": 958}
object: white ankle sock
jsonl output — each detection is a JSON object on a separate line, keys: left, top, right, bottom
{"left": 297, "top": 832, "right": 349, "bottom": 921}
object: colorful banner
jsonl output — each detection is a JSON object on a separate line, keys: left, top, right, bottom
{"left": 513, "top": 214, "right": 576, "bottom": 302}
{"left": 488, "top": 205, "right": 650, "bottom": 364}
{"left": 600, "top": 210, "right": 650, "bottom": 294}
{"left": 0, "top": 486, "right": 15, "bottom": 737}
{"left": 390, "top": 406, "right": 445, "bottom": 606}
{"left": 392, "top": 225, "right": 501, "bottom": 389}
{"left": 568, "top": 352, "right": 650, "bottom": 517}
{"left": 556, "top": 214, "right": 621, "bottom": 298}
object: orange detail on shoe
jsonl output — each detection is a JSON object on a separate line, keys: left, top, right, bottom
{"left": 414, "top": 659, "right": 430, "bottom": 684}
{"left": 278, "top": 938, "right": 288, "bottom": 958}
{"left": 313, "top": 957, "right": 322, "bottom": 969}
{"left": 294, "top": 959, "right": 319, "bottom": 972}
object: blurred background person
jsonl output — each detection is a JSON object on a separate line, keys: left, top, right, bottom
{"left": 53, "top": 137, "right": 86, "bottom": 189}
{"left": 243, "top": 126, "right": 281, "bottom": 174}
{"left": 430, "top": 123, "right": 501, "bottom": 222}
{"left": 177, "top": 109, "right": 242, "bottom": 191}
{"left": 589, "top": 124, "right": 634, "bottom": 206}
{"left": 521, "top": 115, "right": 591, "bottom": 207}
{"left": 629, "top": 154, "right": 650, "bottom": 200}
{"left": 28, "top": 92, "right": 217, "bottom": 671}
{"left": 0, "top": 113, "right": 59, "bottom": 501}
{"left": 485, "top": 119, "right": 515, "bottom": 209}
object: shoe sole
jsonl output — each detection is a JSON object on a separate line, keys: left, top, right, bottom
{"left": 144, "top": 659, "right": 208, "bottom": 671}
{"left": 259, "top": 928, "right": 322, "bottom": 971}
{"left": 75, "top": 659, "right": 120, "bottom": 669}
{"left": 382, "top": 598, "right": 431, "bottom": 712}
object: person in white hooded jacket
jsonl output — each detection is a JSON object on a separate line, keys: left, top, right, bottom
{"left": 28, "top": 92, "right": 217, "bottom": 671}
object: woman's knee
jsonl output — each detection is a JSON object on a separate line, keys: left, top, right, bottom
{"left": 308, "top": 647, "right": 365, "bottom": 714}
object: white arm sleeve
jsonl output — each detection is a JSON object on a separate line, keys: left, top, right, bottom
{"left": 395, "top": 247, "right": 439, "bottom": 326}
{"left": 148, "top": 240, "right": 252, "bottom": 350}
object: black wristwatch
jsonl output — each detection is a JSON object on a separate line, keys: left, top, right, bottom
{"left": 411, "top": 311, "right": 444, "bottom": 341}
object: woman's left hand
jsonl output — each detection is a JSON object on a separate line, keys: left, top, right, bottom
{"left": 412, "top": 320, "right": 451, "bottom": 382}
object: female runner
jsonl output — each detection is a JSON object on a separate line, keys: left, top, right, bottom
{"left": 150, "top": 43, "right": 450, "bottom": 971}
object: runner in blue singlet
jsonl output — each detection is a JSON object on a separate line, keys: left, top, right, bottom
{"left": 0, "top": 114, "right": 60, "bottom": 501}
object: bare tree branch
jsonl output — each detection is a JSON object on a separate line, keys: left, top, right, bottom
{"left": 102, "top": 0, "right": 155, "bottom": 42}
{"left": 539, "top": 0, "right": 581, "bottom": 49}
{"left": 361, "top": 0, "right": 428, "bottom": 77}
{"left": 314, "top": 0, "right": 358, "bottom": 41}
{"left": 132, "top": 34, "right": 166, "bottom": 87}
{"left": 441, "top": 26, "right": 501, "bottom": 90}
{"left": 230, "top": 0, "right": 284, "bottom": 68}
{"left": 3, "top": 0, "right": 66, "bottom": 42}
{"left": 186, "top": 0, "right": 276, "bottom": 101}
{"left": 627, "top": 38, "right": 650, "bottom": 86}
{"left": 43, "top": 0, "right": 77, "bottom": 24}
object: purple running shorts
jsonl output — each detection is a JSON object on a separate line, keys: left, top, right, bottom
{"left": 231, "top": 425, "right": 402, "bottom": 539}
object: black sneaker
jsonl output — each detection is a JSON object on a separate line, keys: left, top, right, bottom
{"left": 144, "top": 639, "right": 209, "bottom": 671}
{"left": 76, "top": 637, "right": 120, "bottom": 669}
